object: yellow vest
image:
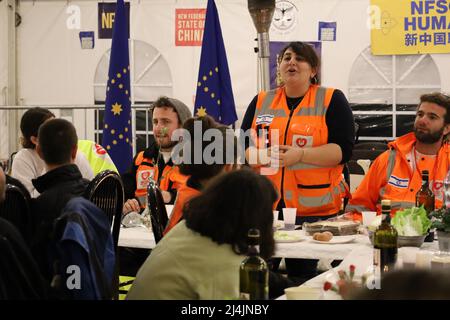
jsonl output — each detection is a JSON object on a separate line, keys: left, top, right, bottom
{"left": 77, "top": 140, "right": 118, "bottom": 175}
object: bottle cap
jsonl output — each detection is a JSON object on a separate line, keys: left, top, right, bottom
{"left": 248, "top": 228, "right": 260, "bottom": 238}
{"left": 247, "top": 228, "right": 261, "bottom": 245}
{"left": 381, "top": 199, "right": 391, "bottom": 206}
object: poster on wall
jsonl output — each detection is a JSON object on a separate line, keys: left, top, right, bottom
{"left": 175, "top": 9, "right": 206, "bottom": 46}
{"left": 98, "top": 2, "right": 130, "bottom": 39}
{"left": 370, "top": 0, "right": 450, "bottom": 55}
{"left": 269, "top": 41, "right": 322, "bottom": 90}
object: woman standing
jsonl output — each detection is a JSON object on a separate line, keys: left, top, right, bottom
{"left": 242, "top": 41, "right": 354, "bottom": 223}
{"left": 241, "top": 42, "right": 355, "bottom": 282}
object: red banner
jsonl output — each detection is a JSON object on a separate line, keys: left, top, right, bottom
{"left": 175, "top": 9, "right": 206, "bottom": 46}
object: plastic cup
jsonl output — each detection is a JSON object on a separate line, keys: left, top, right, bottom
{"left": 273, "top": 210, "right": 279, "bottom": 228}
{"left": 282, "top": 208, "right": 297, "bottom": 230}
{"left": 285, "top": 286, "right": 321, "bottom": 300}
{"left": 398, "top": 247, "right": 420, "bottom": 269}
{"left": 416, "top": 250, "right": 433, "bottom": 269}
{"left": 362, "top": 211, "right": 377, "bottom": 227}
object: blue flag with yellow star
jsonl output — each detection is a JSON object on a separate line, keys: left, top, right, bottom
{"left": 102, "top": 0, "right": 132, "bottom": 174}
{"left": 194, "top": 0, "right": 237, "bottom": 125}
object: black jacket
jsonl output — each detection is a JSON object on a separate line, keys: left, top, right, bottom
{"left": 0, "top": 217, "right": 47, "bottom": 299}
{"left": 31, "top": 164, "right": 89, "bottom": 283}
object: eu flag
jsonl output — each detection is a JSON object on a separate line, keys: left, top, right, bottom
{"left": 102, "top": 0, "right": 132, "bottom": 174}
{"left": 194, "top": 0, "right": 238, "bottom": 126}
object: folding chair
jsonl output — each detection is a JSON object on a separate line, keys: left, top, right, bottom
{"left": 84, "top": 170, "right": 124, "bottom": 249}
{"left": 0, "top": 184, "right": 32, "bottom": 244}
{"left": 147, "top": 179, "right": 168, "bottom": 244}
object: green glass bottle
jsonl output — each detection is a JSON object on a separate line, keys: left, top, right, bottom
{"left": 373, "top": 199, "right": 398, "bottom": 274}
{"left": 239, "top": 229, "right": 269, "bottom": 300}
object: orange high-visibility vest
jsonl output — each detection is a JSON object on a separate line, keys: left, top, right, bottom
{"left": 134, "top": 151, "right": 187, "bottom": 207}
{"left": 163, "top": 185, "right": 201, "bottom": 235}
{"left": 347, "top": 132, "right": 450, "bottom": 214}
{"left": 251, "top": 85, "right": 349, "bottom": 217}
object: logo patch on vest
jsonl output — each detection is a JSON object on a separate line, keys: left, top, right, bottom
{"left": 256, "top": 114, "right": 274, "bottom": 125}
{"left": 388, "top": 175, "right": 409, "bottom": 189}
{"left": 433, "top": 180, "right": 444, "bottom": 201}
{"left": 292, "top": 135, "right": 313, "bottom": 148}
{"left": 93, "top": 143, "right": 107, "bottom": 156}
{"left": 137, "top": 169, "right": 155, "bottom": 189}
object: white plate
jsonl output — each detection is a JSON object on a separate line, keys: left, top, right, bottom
{"left": 274, "top": 231, "right": 304, "bottom": 243}
{"left": 311, "top": 235, "right": 356, "bottom": 244}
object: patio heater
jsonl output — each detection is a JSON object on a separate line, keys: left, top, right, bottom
{"left": 248, "top": 0, "right": 275, "bottom": 92}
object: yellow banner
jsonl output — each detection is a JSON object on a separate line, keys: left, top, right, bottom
{"left": 370, "top": 0, "right": 450, "bottom": 55}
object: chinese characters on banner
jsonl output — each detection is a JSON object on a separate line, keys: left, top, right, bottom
{"left": 371, "top": 0, "right": 450, "bottom": 55}
{"left": 175, "top": 9, "right": 206, "bottom": 46}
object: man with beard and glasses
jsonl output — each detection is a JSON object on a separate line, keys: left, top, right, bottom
{"left": 346, "top": 92, "right": 450, "bottom": 214}
{"left": 122, "top": 96, "right": 192, "bottom": 214}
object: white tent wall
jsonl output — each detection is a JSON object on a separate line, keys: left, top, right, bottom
{"left": 0, "top": 1, "right": 7, "bottom": 101}
{"left": 2, "top": 0, "right": 450, "bottom": 157}
{"left": 14, "top": 0, "right": 372, "bottom": 121}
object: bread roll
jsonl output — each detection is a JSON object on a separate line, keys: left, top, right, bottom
{"left": 312, "top": 231, "right": 333, "bottom": 242}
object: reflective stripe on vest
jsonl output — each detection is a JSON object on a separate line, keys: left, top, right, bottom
{"left": 345, "top": 204, "right": 373, "bottom": 212}
{"left": 377, "top": 200, "right": 414, "bottom": 210}
{"left": 379, "top": 148, "right": 397, "bottom": 198}
{"left": 252, "top": 86, "right": 345, "bottom": 216}
{"left": 255, "top": 90, "right": 287, "bottom": 119}
{"left": 296, "top": 180, "right": 347, "bottom": 208}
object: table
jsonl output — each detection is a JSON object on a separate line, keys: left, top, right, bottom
{"left": 277, "top": 240, "right": 439, "bottom": 299}
{"left": 118, "top": 204, "right": 174, "bottom": 249}
{"left": 119, "top": 226, "right": 156, "bottom": 249}
{"left": 118, "top": 227, "right": 369, "bottom": 260}
{"left": 273, "top": 230, "right": 369, "bottom": 260}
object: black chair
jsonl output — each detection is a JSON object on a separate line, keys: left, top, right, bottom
{"left": 147, "top": 179, "right": 168, "bottom": 244}
{"left": 84, "top": 170, "right": 124, "bottom": 250}
{"left": 0, "top": 184, "right": 32, "bottom": 244}
{"left": 354, "top": 141, "right": 388, "bottom": 151}
{"left": 347, "top": 160, "right": 366, "bottom": 175}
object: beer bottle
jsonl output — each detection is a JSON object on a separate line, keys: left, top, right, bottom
{"left": 239, "top": 229, "right": 268, "bottom": 300}
{"left": 416, "top": 170, "right": 435, "bottom": 213}
{"left": 416, "top": 170, "right": 435, "bottom": 242}
{"left": 373, "top": 199, "right": 398, "bottom": 274}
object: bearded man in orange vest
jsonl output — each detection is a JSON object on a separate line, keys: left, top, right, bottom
{"left": 347, "top": 92, "right": 450, "bottom": 214}
{"left": 122, "top": 96, "right": 192, "bottom": 214}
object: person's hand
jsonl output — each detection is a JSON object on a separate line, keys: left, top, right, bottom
{"left": 275, "top": 145, "right": 304, "bottom": 167}
{"left": 123, "top": 198, "right": 141, "bottom": 215}
{"left": 161, "top": 190, "right": 172, "bottom": 203}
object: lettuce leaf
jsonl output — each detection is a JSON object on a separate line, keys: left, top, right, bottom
{"left": 391, "top": 206, "right": 431, "bottom": 236}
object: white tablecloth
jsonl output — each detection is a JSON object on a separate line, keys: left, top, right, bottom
{"left": 119, "top": 227, "right": 370, "bottom": 260}
{"left": 278, "top": 241, "right": 440, "bottom": 299}
{"left": 117, "top": 204, "right": 174, "bottom": 250}
{"left": 118, "top": 226, "right": 156, "bottom": 249}
{"left": 273, "top": 230, "right": 370, "bottom": 260}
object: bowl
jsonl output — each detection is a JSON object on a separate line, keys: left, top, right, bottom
{"left": 368, "top": 231, "right": 426, "bottom": 248}
{"left": 397, "top": 235, "right": 427, "bottom": 248}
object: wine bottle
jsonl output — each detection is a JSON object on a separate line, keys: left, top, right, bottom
{"left": 416, "top": 170, "right": 435, "bottom": 242}
{"left": 239, "top": 228, "right": 268, "bottom": 300}
{"left": 373, "top": 200, "right": 398, "bottom": 274}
